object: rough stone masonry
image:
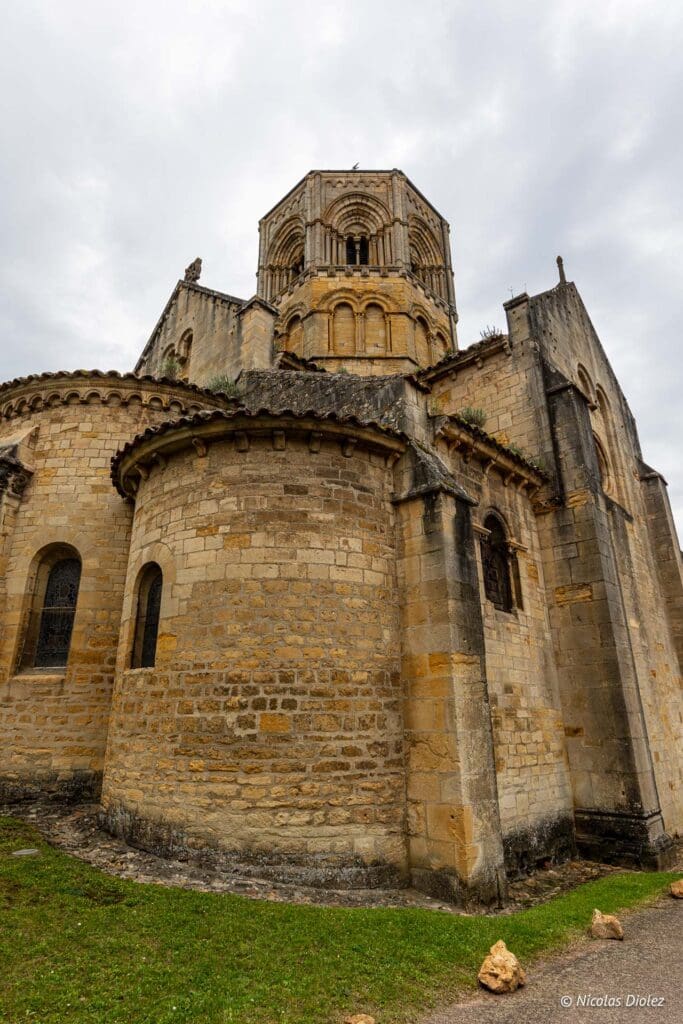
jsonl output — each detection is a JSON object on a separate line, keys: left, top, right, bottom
{"left": 0, "top": 169, "right": 680, "bottom": 907}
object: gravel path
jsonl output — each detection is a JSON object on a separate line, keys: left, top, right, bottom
{"left": 422, "top": 899, "right": 681, "bottom": 1024}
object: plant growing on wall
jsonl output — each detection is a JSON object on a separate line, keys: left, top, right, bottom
{"left": 504, "top": 442, "right": 545, "bottom": 471}
{"left": 161, "top": 356, "right": 180, "bottom": 380}
{"left": 479, "top": 325, "right": 504, "bottom": 340}
{"left": 458, "top": 407, "right": 487, "bottom": 428}
{"left": 206, "top": 374, "right": 239, "bottom": 397}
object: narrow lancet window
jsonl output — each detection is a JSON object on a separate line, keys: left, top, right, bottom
{"left": 131, "top": 563, "right": 163, "bottom": 669}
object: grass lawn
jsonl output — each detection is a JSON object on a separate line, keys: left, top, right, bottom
{"left": 0, "top": 816, "right": 679, "bottom": 1024}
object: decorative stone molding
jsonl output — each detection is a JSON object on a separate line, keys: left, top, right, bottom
{"left": 0, "top": 370, "right": 231, "bottom": 423}
{"left": 418, "top": 332, "right": 511, "bottom": 384}
{"left": 435, "top": 417, "right": 546, "bottom": 494}
{"left": 111, "top": 407, "right": 406, "bottom": 499}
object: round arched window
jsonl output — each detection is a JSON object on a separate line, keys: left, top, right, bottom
{"left": 481, "top": 515, "right": 513, "bottom": 612}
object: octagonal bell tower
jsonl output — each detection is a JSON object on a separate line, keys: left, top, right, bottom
{"left": 257, "top": 170, "right": 458, "bottom": 375}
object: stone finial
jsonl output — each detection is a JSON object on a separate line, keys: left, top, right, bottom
{"left": 184, "top": 257, "right": 202, "bottom": 283}
{"left": 557, "top": 255, "right": 566, "bottom": 285}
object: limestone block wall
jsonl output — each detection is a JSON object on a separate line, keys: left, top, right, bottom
{"left": 395, "top": 485, "right": 507, "bottom": 906}
{"left": 527, "top": 284, "right": 683, "bottom": 847}
{"left": 465, "top": 465, "right": 573, "bottom": 872}
{"left": 0, "top": 373, "right": 225, "bottom": 800}
{"left": 275, "top": 275, "right": 453, "bottom": 375}
{"left": 135, "top": 282, "right": 243, "bottom": 387}
{"left": 424, "top": 331, "right": 552, "bottom": 472}
{"left": 102, "top": 413, "right": 406, "bottom": 885}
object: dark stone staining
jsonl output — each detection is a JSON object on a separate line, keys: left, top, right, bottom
{"left": 574, "top": 810, "right": 678, "bottom": 871}
{"left": 411, "top": 866, "right": 503, "bottom": 910}
{"left": 100, "top": 804, "right": 408, "bottom": 891}
{"left": 503, "top": 815, "right": 576, "bottom": 878}
{"left": 0, "top": 770, "right": 102, "bottom": 805}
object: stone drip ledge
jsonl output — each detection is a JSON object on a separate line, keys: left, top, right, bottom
{"left": 0, "top": 801, "right": 640, "bottom": 916}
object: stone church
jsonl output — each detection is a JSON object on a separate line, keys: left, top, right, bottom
{"left": 0, "top": 169, "right": 681, "bottom": 906}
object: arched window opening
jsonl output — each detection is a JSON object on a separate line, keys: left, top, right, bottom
{"left": 595, "top": 385, "right": 610, "bottom": 413}
{"left": 481, "top": 514, "right": 513, "bottom": 613}
{"left": 434, "top": 331, "right": 448, "bottom": 359}
{"left": 576, "top": 365, "right": 595, "bottom": 407}
{"left": 290, "top": 257, "right": 304, "bottom": 278}
{"left": 593, "top": 434, "right": 613, "bottom": 496}
{"left": 20, "top": 550, "right": 82, "bottom": 670}
{"left": 345, "top": 236, "right": 369, "bottom": 266}
{"left": 131, "top": 563, "right": 163, "bottom": 669}
{"left": 345, "top": 236, "right": 356, "bottom": 265}
{"left": 333, "top": 303, "right": 355, "bottom": 355}
{"left": 177, "top": 330, "right": 193, "bottom": 381}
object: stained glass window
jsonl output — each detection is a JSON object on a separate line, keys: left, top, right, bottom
{"left": 34, "top": 558, "right": 81, "bottom": 667}
{"left": 481, "top": 515, "right": 513, "bottom": 612}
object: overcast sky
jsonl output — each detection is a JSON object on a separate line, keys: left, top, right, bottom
{"left": 1, "top": 0, "right": 681, "bottom": 531}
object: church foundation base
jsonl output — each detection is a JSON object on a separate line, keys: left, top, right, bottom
{"left": 503, "top": 814, "right": 577, "bottom": 878}
{"left": 410, "top": 863, "right": 507, "bottom": 909}
{"left": 0, "top": 769, "right": 101, "bottom": 805}
{"left": 575, "top": 809, "right": 677, "bottom": 870}
{"left": 99, "top": 802, "right": 410, "bottom": 892}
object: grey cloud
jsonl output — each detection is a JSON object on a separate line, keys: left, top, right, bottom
{"left": 1, "top": 0, "right": 681, "bottom": 527}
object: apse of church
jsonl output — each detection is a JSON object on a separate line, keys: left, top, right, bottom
{"left": 0, "top": 169, "right": 681, "bottom": 908}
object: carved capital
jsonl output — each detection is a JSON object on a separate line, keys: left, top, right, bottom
{"left": 0, "top": 455, "right": 33, "bottom": 500}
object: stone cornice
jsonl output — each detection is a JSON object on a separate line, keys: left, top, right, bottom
{"left": 418, "top": 333, "right": 511, "bottom": 384}
{"left": 435, "top": 416, "right": 547, "bottom": 493}
{"left": 0, "top": 370, "right": 228, "bottom": 422}
{"left": 111, "top": 407, "right": 407, "bottom": 499}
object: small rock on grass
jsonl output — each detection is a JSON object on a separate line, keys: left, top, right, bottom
{"left": 670, "top": 879, "right": 683, "bottom": 898}
{"left": 11, "top": 848, "right": 40, "bottom": 857}
{"left": 477, "top": 940, "right": 526, "bottom": 993}
{"left": 589, "top": 908, "right": 624, "bottom": 940}
{"left": 344, "top": 1015, "right": 376, "bottom": 1024}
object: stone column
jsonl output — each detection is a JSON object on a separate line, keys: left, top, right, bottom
{"left": 394, "top": 479, "right": 506, "bottom": 906}
{"left": 0, "top": 452, "right": 33, "bottom": 681}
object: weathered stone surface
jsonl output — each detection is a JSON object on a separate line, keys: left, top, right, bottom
{"left": 590, "top": 909, "right": 624, "bottom": 940}
{"left": 477, "top": 940, "right": 526, "bottom": 993}
{"left": 670, "top": 879, "right": 683, "bottom": 898}
{"left": 1, "top": 170, "right": 681, "bottom": 912}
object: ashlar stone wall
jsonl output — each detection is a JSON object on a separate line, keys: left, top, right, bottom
{"left": 135, "top": 282, "right": 244, "bottom": 388}
{"left": 0, "top": 373, "right": 225, "bottom": 800}
{"left": 526, "top": 283, "right": 683, "bottom": 850}
{"left": 456, "top": 453, "right": 574, "bottom": 873}
{"left": 102, "top": 413, "right": 407, "bottom": 886}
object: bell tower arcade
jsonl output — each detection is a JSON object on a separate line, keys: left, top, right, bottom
{"left": 257, "top": 169, "right": 459, "bottom": 375}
